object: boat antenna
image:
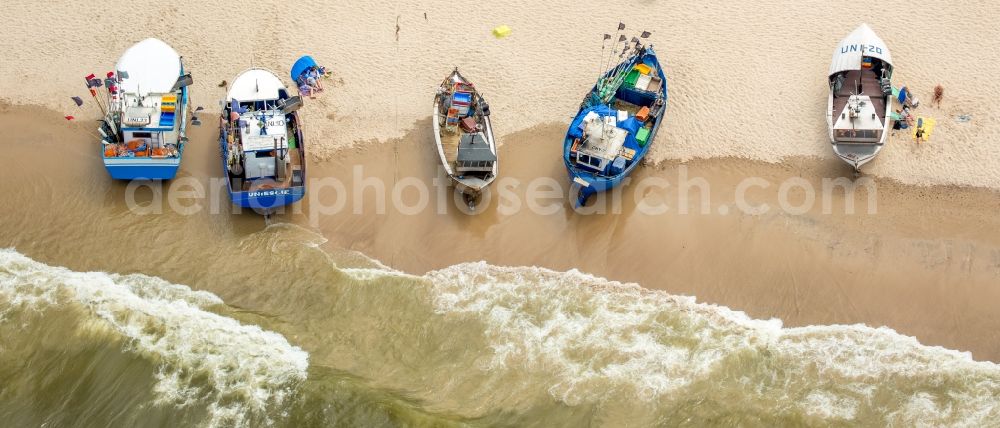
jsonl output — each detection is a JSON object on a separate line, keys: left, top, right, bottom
{"left": 598, "top": 33, "right": 611, "bottom": 79}
{"left": 603, "top": 23, "right": 626, "bottom": 78}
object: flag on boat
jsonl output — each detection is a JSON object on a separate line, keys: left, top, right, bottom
{"left": 231, "top": 98, "right": 248, "bottom": 114}
{"left": 603, "top": 34, "right": 611, "bottom": 40}
{"left": 618, "top": 22, "right": 625, "bottom": 30}
{"left": 70, "top": 96, "right": 83, "bottom": 106}
{"left": 84, "top": 74, "right": 96, "bottom": 88}
{"left": 64, "top": 115, "right": 74, "bottom": 120}
{"left": 117, "top": 70, "right": 129, "bottom": 80}
{"left": 640, "top": 31, "right": 651, "bottom": 38}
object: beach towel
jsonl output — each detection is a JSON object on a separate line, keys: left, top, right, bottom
{"left": 912, "top": 117, "right": 936, "bottom": 141}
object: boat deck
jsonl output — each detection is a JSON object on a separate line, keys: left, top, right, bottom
{"left": 228, "top": 119, "right": 305, "bottom": 192}
{"left": 832, "top": 69, "right": 887, "bottom": 125}
{"left": 437, "top": 124, "right": 461, "bottom": 165}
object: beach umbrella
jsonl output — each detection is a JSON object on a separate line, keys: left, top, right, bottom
{"left": 71, "top": 96, "right": 84, "bottom": 107}
{"left": 195, "top": 106, "right": 204, "bottom": 111}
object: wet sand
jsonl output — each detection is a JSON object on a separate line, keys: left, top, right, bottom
{"left": 2, "top": 104, "right": 999, "bottom": 361}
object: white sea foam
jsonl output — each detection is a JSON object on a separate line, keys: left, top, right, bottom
{"left": 414, "top": 261, "right": 1000, "bottom": 424}
{"left": 0, "top": 248, "right": 310, "bottom": 427}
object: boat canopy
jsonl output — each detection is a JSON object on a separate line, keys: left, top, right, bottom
{"left": 290, "top": 55, "right": 317, "bottom": 81}
{"left": 829, "top": 24, "right": 892, "bottom": 76}
{"left": 115, "top": 38, "right": 181, "bottom": 96}
{"left": 228, "top": 68, "right": 286, "bottom": 101}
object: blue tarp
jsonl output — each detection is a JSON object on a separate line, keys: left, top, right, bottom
{"left": 290, "top": 55, "right": 318, "bottom": 82}
{"left": 568, "top": 105, "right": 641, "bottom": 151}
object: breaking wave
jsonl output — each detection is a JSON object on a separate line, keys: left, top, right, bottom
{"left": 0, "top": 248, "right": 309, "bottom": 427}
{"left": 415, "top": 262, "right": 1000, "bottom": 426}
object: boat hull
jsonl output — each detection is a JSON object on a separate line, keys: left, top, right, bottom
{"left": 103, "top": 158, "right": 181, "bottom": 180}
{"left": 217, "top": 124, "right": 306, "bottom": 212}
{"left": 432, "top": 69, "right": 498, "bottom": 197}
{"left": 101, "top": 77, "right": 189, "bottom": 181}
{"left": 563, "top": 46, "right": 667, "bottom": 205}
{"left": 228, "top": 187, "right": 306, "bottom": 210}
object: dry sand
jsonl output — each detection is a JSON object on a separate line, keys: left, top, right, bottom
{"left": 2, "top": 1, "right": 999, "bottom": 188}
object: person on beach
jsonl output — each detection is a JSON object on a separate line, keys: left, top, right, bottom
{"left": 933, "top": 84, "right": 944, "bottom": 107}
{"left": 915, "top": 124, "right": 926, "bottom": 144}
{"left": 307, "top": 67, "right": 323, "bottom": 92}
{"left": 892, "top": 109, "right": 904, "bottom": 133}
{"left": 902, "top": 106, "right": 915, "bottom": 127}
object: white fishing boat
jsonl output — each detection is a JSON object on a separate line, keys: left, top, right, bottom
{"left": 96, "top": 38, "right": 192, "bottom": 179}
{"left": 432, "top": 68, "right": 498, "bottom": 208}
{"left": 827, "top": 24, "right": 894, "bottom": 172}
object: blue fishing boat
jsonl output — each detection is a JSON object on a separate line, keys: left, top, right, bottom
{"left": 218, "top": 68, "right": 306, "bottom": 212}
{"left": 97, "top": 38, "right": 192, "bottom": 180}
{"left": 563, "top": 34, "right": 667, "bottom": 205}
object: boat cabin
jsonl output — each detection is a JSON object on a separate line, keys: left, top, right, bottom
{"left": 456, "top": 133, "right": 496, "bottom": 173}
{"left": 117, "top": 92, "right": 181, "bottom": 155}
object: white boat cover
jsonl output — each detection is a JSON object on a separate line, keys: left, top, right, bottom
{"left": 228, "top": 69, "right": 286, "bottom": 101}
{"left": 116, "top": 38, "right": 181, "bottom": 95}
{"left": 828, "top": 24, "right": 892, "bottom": 76}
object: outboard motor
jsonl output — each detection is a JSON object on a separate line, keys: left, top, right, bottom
{"left": 481, "top": 101, "right": 491, "bottom": 117}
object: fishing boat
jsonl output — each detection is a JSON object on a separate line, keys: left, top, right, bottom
{"left": 96, "top": 38, "right": 192, "bottom": 179}
{"left": 564, "top": 32, "right": 667, "bottom": 206}
{"left": 218, "top": 68, "right": 306, "bottom": 212}
{"left": 432, "top": 68, "right": 498, "bottom": 208}
{"left": 827, "top": 24, "right": 894, "bottom": 172}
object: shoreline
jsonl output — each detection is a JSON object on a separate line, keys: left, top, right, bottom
{"left": 2, "top": 104, "right": 999, "bottom": 361}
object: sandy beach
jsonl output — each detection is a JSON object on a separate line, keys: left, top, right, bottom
{"left": 2, "top": 1, "right": 1000, "bottom": 426}
{"left": 2, "top": 0, "right": 999, "bottom": 189}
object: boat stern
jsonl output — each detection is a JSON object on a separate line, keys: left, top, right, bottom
{"left": 229, "top": 186, "right": 306, "bottom": 211}
{"left": 832, "top": 142, "right": 882, "bottom": 171}
{"left": 103, "top": 157, "right": 182, "bottom": 180}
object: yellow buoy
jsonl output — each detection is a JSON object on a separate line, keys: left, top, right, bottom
{"left": 492, "top": 25, "right": 512, "bottom": 38}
